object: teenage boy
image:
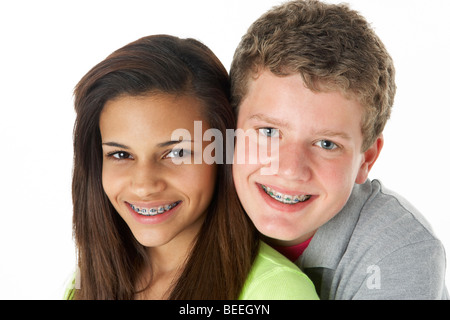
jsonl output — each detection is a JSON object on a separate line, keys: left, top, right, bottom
{"left": 231, "top": 0, "right": 447, "bottom": 299}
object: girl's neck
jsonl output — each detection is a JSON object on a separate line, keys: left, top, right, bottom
{"left": 135, "top": 237, "right": 195, "bottom": 299}
{"left": 134, "top": 265, "right": 181, "bottom": 300}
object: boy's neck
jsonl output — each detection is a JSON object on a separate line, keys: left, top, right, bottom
{"left": 268, "top": 236, "right": 314, "bottom": 263}
{"left": 263, "top": 230, "right": 316, "bottom": 247}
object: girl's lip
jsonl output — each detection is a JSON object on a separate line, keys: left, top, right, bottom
{"left": 126, "top": 200, "right": 180, "bottom": 208}
{"left": 125, "top": 200, "right": 182, "bottom": 224}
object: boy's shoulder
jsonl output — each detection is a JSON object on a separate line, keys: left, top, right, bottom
{"left": 309, "top": 179, "right": 443, "bottom": 264}
{"left": 304, "top": 179, "right": 441, "bottom": 261}
{"left": 300, "top": 179, "right": 447, "bottom": 299}
{"left": 353, "top": 179, "right": 438, "bottom": 246}
{"left": 341, "top": 179, "right": 445, "bottom": 271}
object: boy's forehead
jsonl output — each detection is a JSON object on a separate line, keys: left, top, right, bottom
{"left": 236, "top": 70, "right": 365, "bottom": 142}
{"left": 239, "top": 70, "right": 361, "bottom": 111}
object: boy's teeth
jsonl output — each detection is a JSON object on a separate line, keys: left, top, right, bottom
{"left": 261, "top": 185, "right": 311, "bottom": 204}
{"left": 130, "top": 201, "right": 180, "bottom": 216}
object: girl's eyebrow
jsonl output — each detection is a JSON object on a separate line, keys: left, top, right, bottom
{"left": 102, "top": 142, "right": 130, "bottom": 149}
{"left": 102, "top": 140, "right": 193, "bottom": 149}
{"left": 157, "top": 140, "right": 192, "bottom": 148}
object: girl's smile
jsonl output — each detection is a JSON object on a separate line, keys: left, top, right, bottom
{"left": 126, "top": 200, "right": 183, "bottom": 226}
{"left": 128, "top": 200, "right": 181, "bottom": 217}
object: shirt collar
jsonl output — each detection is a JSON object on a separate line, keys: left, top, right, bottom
{"left": 298, "top": 179, "right": 373, "bottom": 270}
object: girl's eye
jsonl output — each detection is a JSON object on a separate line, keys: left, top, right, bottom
{"left": 315, "top": 140, "right": 338, "bottom": 150}
{"left": 108, "top": 151, "right": 132, "bottom": 160}
{"left": 165, "top": 148, "right": 188, "bottom": 158}
{"left": 258, "top": 128, "right": 280, "bottom": 138}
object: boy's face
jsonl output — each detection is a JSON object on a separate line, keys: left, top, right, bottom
{"left": 233, "top": 70, "right": 381, "bottom": 246}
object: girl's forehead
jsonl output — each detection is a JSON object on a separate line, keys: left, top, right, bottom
{"left": 100, "top": 94, "right": 210, "bottom": 144}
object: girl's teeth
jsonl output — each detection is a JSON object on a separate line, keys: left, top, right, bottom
{"left": 131, "top": 201, "right": 180, "bottom": 216}
{"left": 261, "top": 185, "right": 311, "bottom": 204}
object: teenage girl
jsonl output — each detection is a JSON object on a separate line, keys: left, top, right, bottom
{"left": 66, "top": 35, "right": 318, "bottom": 299}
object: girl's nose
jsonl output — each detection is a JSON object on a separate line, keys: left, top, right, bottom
{"left": 130, "top": 161, "right": 167, "bottom": 198}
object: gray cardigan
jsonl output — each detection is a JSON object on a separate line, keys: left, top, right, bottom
{"left": 298, "top": 179, "right": 448, "bottom": 299}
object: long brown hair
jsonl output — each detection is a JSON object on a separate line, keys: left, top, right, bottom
{"left": 70, "top": 35, "right": 259, "bottom": 299}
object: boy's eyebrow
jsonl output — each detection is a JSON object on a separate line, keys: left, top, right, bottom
{"left": 314, "top": 130, "right": 351, "bottom": 140}
{"left": 248, "top": 113, "right": 291, "bottom": 129}
{"left": 102, "top": 140, "right": 193, "bottom": 149}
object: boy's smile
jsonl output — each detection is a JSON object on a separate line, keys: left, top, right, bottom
{"left": 260, "top": 183, "right": 311, "bottom": 205}
{"left": 233, "top": 70, "right": 382, "bottom": 246}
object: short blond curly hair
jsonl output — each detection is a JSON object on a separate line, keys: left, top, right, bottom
{"left": 230, "top": 0, "right": 396, "bottom": 151}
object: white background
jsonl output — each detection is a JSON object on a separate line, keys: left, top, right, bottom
{"left": 0, "top": 0, "right": 449, "bottom": 299}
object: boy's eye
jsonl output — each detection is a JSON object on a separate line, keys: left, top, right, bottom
{"left": 258, "top": 128, "right": 280, "bottom": 138}
{"left": 315, "top": 140, "right": 338, "bottom": 150}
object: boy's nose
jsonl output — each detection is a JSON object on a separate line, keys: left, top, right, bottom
{"left": 274, "top": 144, "right": 312, "bottom": 181}
{"left": 130, "top": 162, "right": 167, "bottom": 198}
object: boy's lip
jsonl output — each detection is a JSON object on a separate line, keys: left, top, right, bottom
{"left": 257, "top": 182, "right": 311, "bottom": 197}
{"left": 256, "top": 182, "right": 316, "bottom": 213}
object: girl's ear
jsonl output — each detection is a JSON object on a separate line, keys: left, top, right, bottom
{"left": 355, "top": 134, "right": 384, "bottom": 184}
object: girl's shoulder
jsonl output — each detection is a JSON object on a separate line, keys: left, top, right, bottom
{"left": 63, "top": 269, "right": 79, "bottom": 300}
{"left": 239, "top": 241, "right": 319, "bottom": 300}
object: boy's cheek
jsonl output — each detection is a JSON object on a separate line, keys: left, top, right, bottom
{"left": 234, "top": 136, "right": 257, "bottom": 166}
{"left": 234, "top": 135, "right": 278, "bottom": 170}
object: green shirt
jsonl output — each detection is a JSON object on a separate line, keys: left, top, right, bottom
{"left": 239, "top": 241, "right": 319, "bottom": 300}
{"left": 65, "top": 241, "right": 319, "bottom": 300}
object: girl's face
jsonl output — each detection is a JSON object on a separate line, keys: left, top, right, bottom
{"left": 100, "top": 93, "right": 216, "bottom": 250}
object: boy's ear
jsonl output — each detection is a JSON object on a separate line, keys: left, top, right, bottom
{"left": 355, "top": 134, "right": 384, "bottom": 184}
